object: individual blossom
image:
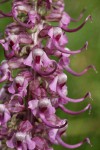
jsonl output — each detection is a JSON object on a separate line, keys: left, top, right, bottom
{"left": 28, "top": 97, "right": 67, "bottom": 129}
{"left": 6, "top": 120, "right": 36, "bottom": 149}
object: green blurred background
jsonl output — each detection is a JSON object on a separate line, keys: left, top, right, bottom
{"left": 0, "top": 0, "right": 100, "bottom": 150}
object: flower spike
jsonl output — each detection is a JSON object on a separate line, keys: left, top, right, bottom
{"left": 0, "top": 0, "right": 94, "bottom": 149}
